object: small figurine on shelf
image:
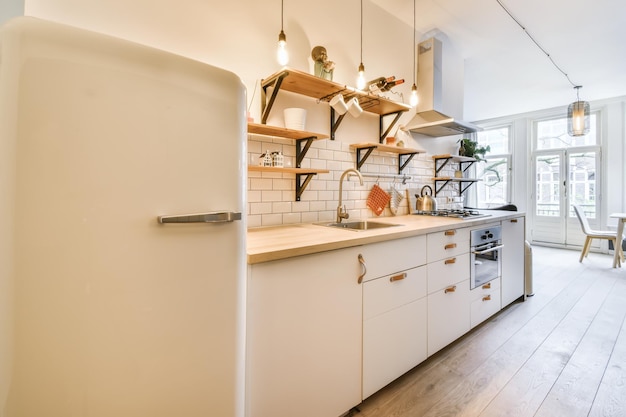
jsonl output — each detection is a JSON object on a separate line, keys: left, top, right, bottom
{"left": 458, "top": 138, "right": 490, "bottom": 161}
{"left": 311, "top": 46, "right": 335, "bottom": 81}
{"left": 260, "top": 150, "right": 273, "bottom": 167}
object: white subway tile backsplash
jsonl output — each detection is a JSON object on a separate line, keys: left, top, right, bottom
{"left": 247, "top": 135, "right": 457, "bottom": 227}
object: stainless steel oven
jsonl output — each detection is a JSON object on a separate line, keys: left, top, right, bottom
{"left": 470, "top": 226, "right": 503, "bottom": 289}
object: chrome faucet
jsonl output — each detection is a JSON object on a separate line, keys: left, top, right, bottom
{"left": 337, "top": 168, "right": 364, "bottom": 223}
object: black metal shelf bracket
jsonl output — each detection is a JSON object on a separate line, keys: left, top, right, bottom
{"left": 379, "top": 111, "right": 404, "bottom": 144}
{"left": 433, "top": 179, "right": 452, "bottom": 196}
{"left": 260, "top": 70, "right": 289, "bottom": 124}
{"left": 330, "top": 108, "right": 347, "bottom": 141}
{"left": 355, "top": 146, "right": 376, "bottom": 171}
{"left": 434, "top": 157, "right": 451, "bottom": 175}
{"left": 295, "top": 173, "right": 316, "bottom": 201}
{"left": 295, "top": 137, "right": 316, "bottom": 168}
{"left": 459, "top": 181, "right": 475, "bottom": 195}
{"left": 460, "top": 160, "right": 476, "bottom": 172}
{"left": 398, "top": 153, "right": 416, "bottom": 174}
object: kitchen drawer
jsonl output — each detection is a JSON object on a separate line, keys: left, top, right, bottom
{"left": 363, "top": 266, "right": 427, "bottom": 320}
{"left": 363, "top": 297, "right": 427, "bottom": 399}
{"left": 427, "top": 227, "right": 470, "bottom": 263}
{"left": 359, "top": 235, "right": 426, "bottom": 283}
{"left": 427, "top": 253, "right": 470, "bottom": 294}
{"left": 427, "top": 279, "right": 470, "bottom": 355}
{"left": 470, "top": 278, "right": 501, "bottom": 328}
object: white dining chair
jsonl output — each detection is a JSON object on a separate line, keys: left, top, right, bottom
{"left": 573, "top": 205, "right": 620, "bottom": 264}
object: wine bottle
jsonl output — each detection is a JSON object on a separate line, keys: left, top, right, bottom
{"left": 367, "top": 76, "right": 396, "bottom": 93}
{"left": 380, "top": 79, "right": 405, "bottom": 92}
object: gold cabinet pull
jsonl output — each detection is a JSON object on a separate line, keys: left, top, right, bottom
{"left": 511, "top": 219, "right": 518, "bottom": 223}
{"left": 444, "top": 230, "right": 456, "bottom": 236}
{"left": 482, "top": 282, "right": 491, "bottom": 289}
{"left": 444, "top": 285, "right": 457, "bottom": 294}
{"left": 390, "top": 273, "right": 407, "bottom": 282}
{"left": 444, "top": 258, "right": 456, "bottom": 265}
{"left": 444, "top": 243, "right": 457, "bottom": 250}
{"left": 357, "top": 254, "right": 367, "bottom": 284}
{"left": 482, "top": 295, "right": 492, "bottom": 302}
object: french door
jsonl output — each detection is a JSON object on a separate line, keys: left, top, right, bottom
{"left": 531, "top": 146, "right": 601, "bottom": 247}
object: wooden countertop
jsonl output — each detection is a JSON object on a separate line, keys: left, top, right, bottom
{"left": 247, "top": 211, "right": 524, "bottom": 264}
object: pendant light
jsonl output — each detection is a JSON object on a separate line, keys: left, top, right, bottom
{"left": 276, "top": 0, "right": 289, "bottom": 66}
{"left": 567, "top": 86, "right": 590, "bottom": 137}
{"left": 409, "top": 0, "right": 418, "bottom": 107}
{"left": 356, "top": 0, "right": 366, "bottom": 90}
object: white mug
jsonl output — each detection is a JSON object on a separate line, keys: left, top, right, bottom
{"left": 347, "top": 98, "right": 363, "bottom": 118}
{"left": 329, "top": 94, "right": 348, "bottom": 115}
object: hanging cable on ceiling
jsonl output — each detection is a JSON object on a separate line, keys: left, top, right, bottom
{"left": 495, "top": 0, "right": 577, "bottom": 88}
{"left": 496, "top": 0, "right": 590, "bottom": 136}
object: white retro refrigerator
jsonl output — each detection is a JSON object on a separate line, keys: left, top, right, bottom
{"left": 0, "top": 17, "right": 246, "bottom": 417}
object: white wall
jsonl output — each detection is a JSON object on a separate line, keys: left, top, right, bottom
{"left": 0, "top": 0, "right": 23, "bottom": 25}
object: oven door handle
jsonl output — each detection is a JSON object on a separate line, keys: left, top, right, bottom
{"left": 472, "top": 244, "right": 504, "bottom": 255}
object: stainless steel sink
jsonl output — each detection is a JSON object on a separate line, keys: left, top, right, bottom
{"left": 317, "top": 220, "right": 402, "bottom": 231}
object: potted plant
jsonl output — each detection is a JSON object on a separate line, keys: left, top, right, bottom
{"left": 458, "top": 138, "right": 491, "bottom": 161}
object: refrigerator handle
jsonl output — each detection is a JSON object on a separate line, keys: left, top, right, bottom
{"left": 158, "top": 211, "right": 242, "bottom": 224}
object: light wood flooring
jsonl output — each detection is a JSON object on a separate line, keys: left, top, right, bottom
{"left": 354, "top": 246, "right": 626, "bottom": 417}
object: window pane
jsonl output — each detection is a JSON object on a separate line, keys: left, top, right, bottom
{"left": 476, "top": 157, "right": 509, "bottom": 207}
{"left": 536, "top": 114, "right": 597, "bottom": 150}
{"left": 477, "top": 127, "right": 509, "bottom": 154}
{"left": 569, "top": 151, "right": 596, "bottom": 219}
{"left": 536, "top": 154, "right": 560, "bottom": 216}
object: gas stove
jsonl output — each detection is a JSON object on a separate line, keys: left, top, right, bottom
{"left": 412, "top": 209, "right": 492, "bottom": 220}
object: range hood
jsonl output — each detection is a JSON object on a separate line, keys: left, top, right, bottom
{"left": 403, "top": 37, "right": 480, "bottom": 137}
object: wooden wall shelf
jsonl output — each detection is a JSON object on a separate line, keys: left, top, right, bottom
{"left": 260, "top": 68, "right": 411, "bottom": 142}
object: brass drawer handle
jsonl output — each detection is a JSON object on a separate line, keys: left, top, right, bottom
{"left": 482, "top": 295, "right": 492, "bottom": 302}
{"left": 444, "top": 285, "right": 457, "bottom": 294}
{"left": 445, "top": 258, "right": 456, "bottom": 265}
{"left": 357, "top": 254, "right": 367, "bottom": 284}
{"left": 511, "top": 219, "right": 518, "bottom": 223}
{"left": 444, "top": 243, "right": 457, "bottom": 250}
{"left": 444, "top": 230, "right": 456, "bottom": 236}
{"left": 390, "top": 273, "right": 407, "bottom": 282}
{"left": 482, "top": 282, "right": 491, "bottom": 289}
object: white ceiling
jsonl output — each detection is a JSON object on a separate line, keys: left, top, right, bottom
{"left": 372, "top": 0, "right": 626, "bottom": 121}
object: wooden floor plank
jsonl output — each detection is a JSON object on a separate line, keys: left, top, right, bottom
{"left": 480, "top": 272, "right": 618, "bottom": 416}
{"left": 535, "top": 275, "right": 626, "bottom": 417}
{"left": 588, "top": 286, "right": 626, "bottom": 417}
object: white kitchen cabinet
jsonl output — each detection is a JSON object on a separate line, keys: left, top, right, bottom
{"left": 246, "top": 246, "right": 362, "bottom": 417}
{"left": 470, "top": 278, "right": 501, "bottom": 328}
{"left": 362, "top": 266, "right": 427, "bottom": 399}
{"left": 358, "top": 235, "right": 427, "bottom": 282}
{"left": 426, "top": 227, "right": 470, "bottom": 263}
{"left": 426, "top": 228, "right": 471, "bottom": 356}
{"left": 501, "top": 216, "right": 526, "bottom": 307}
{"left": 427, "top": 279, "right": 471, "bottom": 355}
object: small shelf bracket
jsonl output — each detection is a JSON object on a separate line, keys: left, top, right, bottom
{"left": 434, "top": 157, "right": 451, "bottom": 175}
{"left": 295, "top": 136, "right": 316, "bottom": 168}
{"left": 260, "top": 70, "right": 289, "bottom": 124}
{"left": 459, "top": 180, "right": 475, "bottom": 195}
{"left": 434, "top": 179, "right": 452, "bottom": 196}
{"left": 398, "top": 153, "right": 416, "bottom": 174}
{"left": 295, "top": 173, "right": 316, "bottom": 201}
{"left": 460, "top": 160, "right": 476, "bottom": 172}
{"left": 355, "top": 146, "right": 376, "bottom": 171}
{"left": 379, "top": 111, "right": 404, "bottom": 144}
{"left": 330, "top": 108, "right": 347, "bottom": 141}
